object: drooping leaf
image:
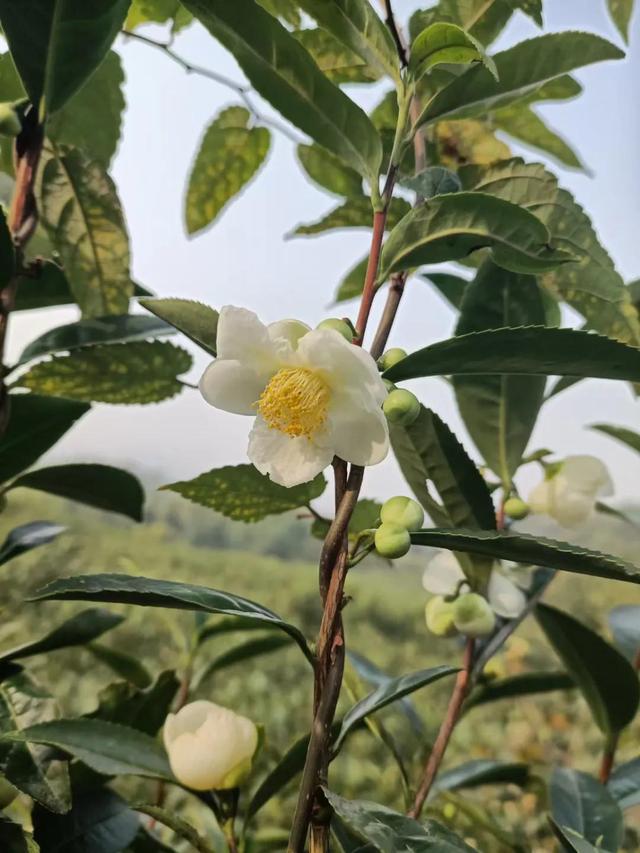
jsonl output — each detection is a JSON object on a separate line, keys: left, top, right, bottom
{"left": 400, "top": 167, "right": 461, "bottom": 199}
{"left": 335, "top": 255, "right": 369, "bottom": 303}
{"left": 9, "top": 464, "right": 145, "bottom": 521}
{"left": 378, "top": 193, "right": 572, "bottom": 281}
{"left": 333, "top": 665, "right": 457, "bottom": 753}
{"left": 297, "top": 143, "right": 363, "bottom": 197}
{"left": 453, "top": 259, "right": 547, "bottom": 483}
{"left": 591, "top": 423, "right": 640, "bottom": 456}
{"left": 347, "top": 651, "right": 425, "bottom": 736}
{"left": 294, "top": 28, "right": 379, "bottom": 84}
{"left": 383, "top": 327, "right": 640, "bottom": 384}
{"left": 0, "top": 0, "right": 130, "bottom": 116}
{"left": 47, "top": 51, "right": 125, "bottom": 168}
{"left": 19, "top": 316, "right": 173, "bottom": 365}
{"left": 291, "top": 195, "right": 409, "bottom": 237}
{"left": 4, "top": 719, "right": 173, "bottom": 781}
{"left": 609, "top": 756, "right": 640, "bottom": 811}
{"left": 0, "top": 522, "right": 65, "bottom": 567}
{"left": 163, "top": 464, "right": 326, "bottom": 522}
{"left": 432, "top": 759, "right": 530, "bottom": 794}
{"left": 503, "top": 0, "right": 542, "bottom": 24}
{"left": 607, "top": 0, "right": 635, "bottom": 42}
{"left": 550, "top": 767, "right": 624, "bottom": 851}
{"left": 324, "top": 788, "right": 476, "bottom": 851}
{"left": 0, "top": 394, "right": 89, "bottom": 484}
{"left": 31, "top": 573, "right": 314, "bottom": 664}
{"left": 410, "top": 22, "right": 498, "bottom": 79}
{"left": 193, "top": 635, "right": 293, "bottom": 688}
{"left": 420, "top": 271, "right": 469, "bottom": 310}
{"left": 536, "top": 603, "right": 640, "bottom": 735}
{"left": 139, "top": 298, "right": 218, "bottom": 357}
{"left": 133, "top": 805, "right": 214, "bottom": 853}
{"left": 32, "top": 786, "right": 139, "bottom": 853}
{"left": 181, "top": 0, "right": 382, "bottom": 182}
{"left": 493, "top": 104, "right": 585, "bottom": 171}
{"left": 0, "top": 609, "right": 123, "bottom": 665}
{"left": 465, "top": 671, "right": 575, "bottom": 711}
{"left": 416, "top": 32, "right": 624, "bottom": 126}
{"left": 86, "top": 644, "right": 153, "bottom": 690}
{"left": 410, "top": 528, "right": 640, "bottom": 585}
{"left": 185, "top": 106, "right": 270, "bottom": 235}
{"left": 17, "top": 341, "right": 193, "bottom": 404}
{"left": 38, "top": 146, "right": 133, "bottom": 317}
{"left": 0, "top": 670, "right": 70, "bottom": 813}
{"left": 87, "top": 670, "right": 179, "bottom": 737}
{"left": 246, "top": 731, "right": 310, "bottom": 820}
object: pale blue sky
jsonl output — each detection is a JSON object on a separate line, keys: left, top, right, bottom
{"left": 8, "top": 0, "right": 640, "bottom": 508}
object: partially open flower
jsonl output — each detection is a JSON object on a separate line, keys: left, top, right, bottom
{"left": 163, "top": 701, "right": 258, "bottom": 791}
{"left": 200, "top": 307, "right": 389, "bottom": 487}
{"left": 528, "top": 455, "right": 613, "bottom": 527}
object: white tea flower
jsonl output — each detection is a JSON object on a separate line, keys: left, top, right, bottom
{"left": 163, "top": 700, "right": 258, "bottom": 791}
{"left": 528, "top": 455, "right": 613, "bottom": 527}
{"left": 200, "top": 307, "right": 389, "bottom": 487}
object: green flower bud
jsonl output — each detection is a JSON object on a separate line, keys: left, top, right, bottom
{"left": 383, "top": 389, "right": 420, "bottom": 425}
{"left": 0, "top": 102, "right": 21, "bottom": 137}
{"left": 503, "top": 496, "right": 530, "bottom": 520}
{"left": 381, "top": 495, "right": 424, "bottom": 532}
{"left": 453, "top": 593, "right": 496, "bottom": 638}
{"left": 317, "top": 318, "right": 355, "bottom": 342}
{"left": 377, "top": 347, "right": 407, "bottom": 371}
{"left": 374, "top": 522, "right": 411, "bottom": 559}
{"left": 425, "top": 596, "right": 458, "bottom": 637}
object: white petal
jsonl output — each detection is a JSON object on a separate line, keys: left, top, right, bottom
{"left": 529, "top": 475, "right": 595, "bottom": 527}
{"left": 528, "top": 479, "right": 554, "bottom": 515}
{"left": 552, "top": 491, "right": 595, "bottom": 527}
{"left": 216, "top": 306, "right": 280, "bottom": 372}
{"left": 163, "top": 700, "right": 213, "bottom": 748}
{"left": 199, "top": 359, "right": 266, "bottom": 415}
{"left": 296, "top": 328, "right": 387, "bottom": 405}
{"left": 487, "top": 572, "right": 527, "bottom": 619}
{"left": 422, "top": 551, "right": 466, "bottom": 595}
{"left": 562, "top": 455, "right": 613, "bottom": 497}
{"left": 326, "top": 393, "right": 389, "bottom": 467}
{"left": 248, "top": 417, "right": 333, "bottom": 487}
{"left": 268, "top": 319, "right": 310, "bottom": 352}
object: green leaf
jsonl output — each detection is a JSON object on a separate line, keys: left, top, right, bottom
{"left": 409, "top": 1, "right": 514, "bottom": 48}
{"left": 246, "top": 731, "right": 310, "bottom": 820}
{"left": 294, "top": 28, "right": 379, "bottom": 84}
{"left": 133, "top": 805, "right": 214, "bottom": 853}
{"left": 0, "top": 522, "right": 65, "bottom": 567}
{"left": 38, "top": 146, "right": 133, "bottom": 317}
{"left": 608, "top": 605, "right": 640, "bottom": 662}
{"left": 0, "top": 671, "right": 70, "bottom": 813}
{"left": 550, "top": 767, "right": 624, "bottom": 851}
{"left": 453, "top": 259, "right": 547, "bottom": 483}
{"left": 291, "top": 195, "right": 409, "bottom": 237}
{"left": 47, "top": 51, "right": 125, "bottom": 167}
{"left": 465, "top": 671, "right": 575, "bottom": 711}
{"left": 4, "top": 719, "right": 173, "bottom": 781}
{"left": 139, "top": 298, "right": 218, "bottom": 357}
{"left": 410, "top": 528, "right": 640, "bottom": 585}
{"left": 18, "top": 315, "right": 173, "bottom": 364}
{"left": 87, "top": 670, "right": 179, "bottom": 737}
{"left": 33, "top": 787, "right": 139, "bottom": 853}
{"left": 0, "top": 817, "right": 39, "bottom": 853}
{"left": 383, "top": 327, "right": 640, "bottom": 384}
{"left": 390, "top": 406, "right": 496, "bottom": 530}
{"left": 378, "top": 193, "right": 572, "bottom": 281}
{"left": 297, "top": 143, "right": 363, "bottom": 197}
{"left": 609, "top": 757, "right": 640, "bottom": 810}
{"left": 460, "top": 158, "right": 640, "bottom": 347}
{"left": 324, "top": 788, "right": 475, "bottom": 851}
{"left": 335, "top": 254, "right": 368, "bottom": 302}
{"left": 410, "top": 22, "right": 498, "bottom": 79}
{"left": 163, "top": 464, "right": 326, "bottom": 522}
{"left": 607, "top": 0, "right": 634, "bottom": 42}
{"left": 31, "top": 573, "right": 314, "bottom": 664}
{"left": 297, "top": 0, "right": 400, "bottom": 82}
{"left": 416, "top": 32, "right": 624, "bottom": 126}
{"left": 536, "top": 603, "right": 639, "bottom": 735}
{"left": 400, "top": 166, "right": 461, "bottom": 199}
{"left": 503, "top": 0, "right": 542, "bottom": 25}
{"left": 185, "top": 106, "right": 270, "bottom": 235}
{"left": 257, "top": 0, "right": 301, "bottom": 27}
{"left": 432, "top": 759, "right": 530, "bottom": 794}
{"left": 591, "top": 422, "right": 640, "bottom": 455}
{"left": 9, "top": 464, "right": 145, "bottom": 521}
{"left": 181, "top": 0, "right": 382, "bottom": 182}
{"left": 420, "top": 271, "right": 468, "bottom": 310}
{"left": 492, "top": 104, "right": 585, "bottom": 171}
{"left": 0, "top": 609, "right": 123, "bottom": 665}
{"left": 333, "top": 665, "right": 457, "bottom": 753}
{"left": 548, "top": 820, "right": 602, "bottom": 853}
{"left": 193, "top": 635, "right": 293, "bottom": 689}
{"left": 0, "top": 394, "right": 89, "bottom": 484}
{"left": 86, "top": 644, "right": 153, "bottom": 690}
{"left": 0, "top": 0, "right": 130, "bottom": 116}
{"left": 126, "top": 0, "right": 193, "bottom": 31}
{"left": 17, "top": 341, "right": 193, "bottom": 404}
{"left": 0, "top": 206, "right": 14, "bottom": 288}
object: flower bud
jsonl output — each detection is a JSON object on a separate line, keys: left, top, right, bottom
{"left": 381, "top": 495, "right": 424, "bottom": 532}
{"left": 374, "top": 522, "right": 411, "bottom": 559}
{"left": 377, "top": 347, "right": 407, "bottom": 371}
{"left": 503, "top": 497, "right": 530, "bottom": 520}
{"left": 383, "top": 389, "right": 420, "bottom": 425}
{"left": 0, "top": 102, "right": 21, "bottom": 137}
{"left": 317, "top": 318, "right": 355, "bottom": 342}
{"left": 453, "top": 593, "right": 496, "bottom": 637}
{"left": 163, "top": 700, "right": 258, "bottom": 791}
{"left": 425, "top": 596, "right": 458, "bottom": 637}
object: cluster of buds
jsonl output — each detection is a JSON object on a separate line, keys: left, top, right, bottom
{"left": 374, "top": 495, "right": 424, "bottom": 559}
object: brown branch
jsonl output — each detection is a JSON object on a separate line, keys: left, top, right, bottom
{"left": 599, "top": 733, "right": 620, "bottom": 784}
{"left": 408, "top": 639, "right": 475, "bottom": 819}
{"left": 382, "top": 0, "right": 409, "bottom": 67}
{"left": 369, "top": 272, "right": 407, "bottom": 362}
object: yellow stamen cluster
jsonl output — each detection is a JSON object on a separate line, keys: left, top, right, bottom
{"left": 258, "top": 367, "right": 330, "bottom": 438}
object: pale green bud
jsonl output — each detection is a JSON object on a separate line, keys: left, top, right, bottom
{"left": 453, "top": 593, "right": 496, "bottom": 638}
{"left": 383, "top": 389, "right": 420, "bottom": 425}
{"left": 317, "top": 318, "right": 355, "bottom": 342}
{"left": 503, "top": 497, "right": 530, "bottom": 520}
{"left": 377, "top": 347, "right": 407, "bottom": 371}
{"left": 425, "top": 596, "right": 458, "bottom": 637}
{"left": 0, "top": 102, "right": 21, "bottom": 137}
{"left": 374, "top": 522, "right": 411, "bottom": 559}
{"left": 380, "top": 495, "right": 424, "bottom": 532}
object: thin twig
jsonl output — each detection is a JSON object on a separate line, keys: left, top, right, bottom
{"left": 369, "top": 272, "right": 407, "bottom": 361}
{"left": 383, "top": 0, "right": 409, "bottom": 66}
